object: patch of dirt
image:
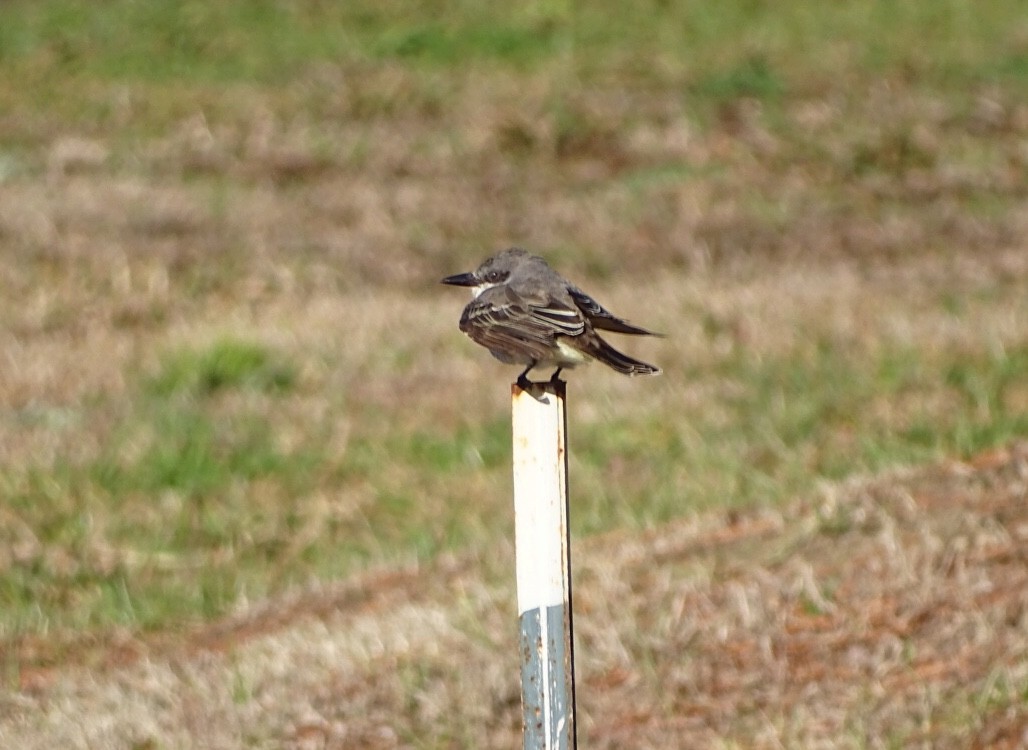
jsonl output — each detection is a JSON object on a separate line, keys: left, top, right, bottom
{"left": 2, "top": 443, "right": 1026, "bottom": 748}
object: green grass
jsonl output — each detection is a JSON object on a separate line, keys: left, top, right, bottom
{"left": 1, "top": 340, "right": 321, "bottom": 633}
{"left": 570, "top": 340, "right": 1028, "bottom": 533}
{"left": 146, "top": 338, "right": 296, "bottom": 397}
{"left": 4, "top": 333, "right": 1026, "bottom": 639}
{"left": 1, "top": 0, "right": 1025, "bottom": 144}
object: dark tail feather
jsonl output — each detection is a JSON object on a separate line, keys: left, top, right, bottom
{"left": 589, "top": 335, "right": 661, "bottom": 376}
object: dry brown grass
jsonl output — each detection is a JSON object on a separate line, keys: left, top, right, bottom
{"left": 3, "top": 444, "right": 1027, "bottom": 748}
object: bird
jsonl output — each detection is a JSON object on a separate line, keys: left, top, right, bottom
{"left": 441, "top": 247, "right": 661, "bottom": 388}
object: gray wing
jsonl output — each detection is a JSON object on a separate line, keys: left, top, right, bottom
{"left": 568, "top": 286, "right": 659, "bottom": 336}
{"left": 460, "top": 284, "right": 586, "bottom": 360}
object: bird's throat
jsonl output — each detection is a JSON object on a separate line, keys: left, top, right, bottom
{"left": 471, "top": 282, "right": 500, "bottom": 298}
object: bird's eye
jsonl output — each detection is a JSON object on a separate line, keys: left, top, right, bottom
{"left": 486, "top": 271, "right": 502, "bottom": 282}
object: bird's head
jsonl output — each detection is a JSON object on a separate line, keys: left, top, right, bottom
{"left": 441, "top": 247, "right": 531, "bottom": 297}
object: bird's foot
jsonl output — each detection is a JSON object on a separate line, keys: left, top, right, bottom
{"left": 516, "top": 373, "right": 535, "bottom": 392}
{"left": 515, "top": 362, "right": 540, "bottom": 393}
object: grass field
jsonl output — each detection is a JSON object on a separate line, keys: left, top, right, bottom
{"left": 1, "top": 0, "right": 1027, "bottom": 746}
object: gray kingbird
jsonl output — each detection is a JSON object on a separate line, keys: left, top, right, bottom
{"left": 442, "top": 247, "right": 661, "bottom": 387}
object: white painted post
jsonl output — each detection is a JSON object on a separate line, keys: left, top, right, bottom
{"left": 511, "top": 379, "right": 576, "bottom": 750}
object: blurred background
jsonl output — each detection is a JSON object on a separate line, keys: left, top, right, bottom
{"left": 1, "top": 1, "right": 1027, "bottom": 746}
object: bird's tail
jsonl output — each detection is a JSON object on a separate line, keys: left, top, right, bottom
{"left": 588, "top": 335, "right": 661, "bottom": 376}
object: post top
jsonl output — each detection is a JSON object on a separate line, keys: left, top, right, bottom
{"left": 512, "top": 378, "right": 566, "bottom": 401}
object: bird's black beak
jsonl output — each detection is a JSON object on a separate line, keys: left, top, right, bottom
{"left": 440, "top": 272, "right": 476, "bottom": 287}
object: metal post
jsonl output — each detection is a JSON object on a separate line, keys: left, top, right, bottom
{"left": 511, "top": 379, "right": 576, "bottom": 750}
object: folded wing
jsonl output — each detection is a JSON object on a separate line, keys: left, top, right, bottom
{"left": 460, "top": 284, "right": 586, "bottom": 360}
{"left": 568, "top": 286, "right": 659, "bottom": 336}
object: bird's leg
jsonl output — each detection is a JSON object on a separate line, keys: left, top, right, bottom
{"left": 516, "top": 361, "right": 537, "bottom": 391}
{"left": 548, "top": 367, "right": 564, "bottom": 384}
